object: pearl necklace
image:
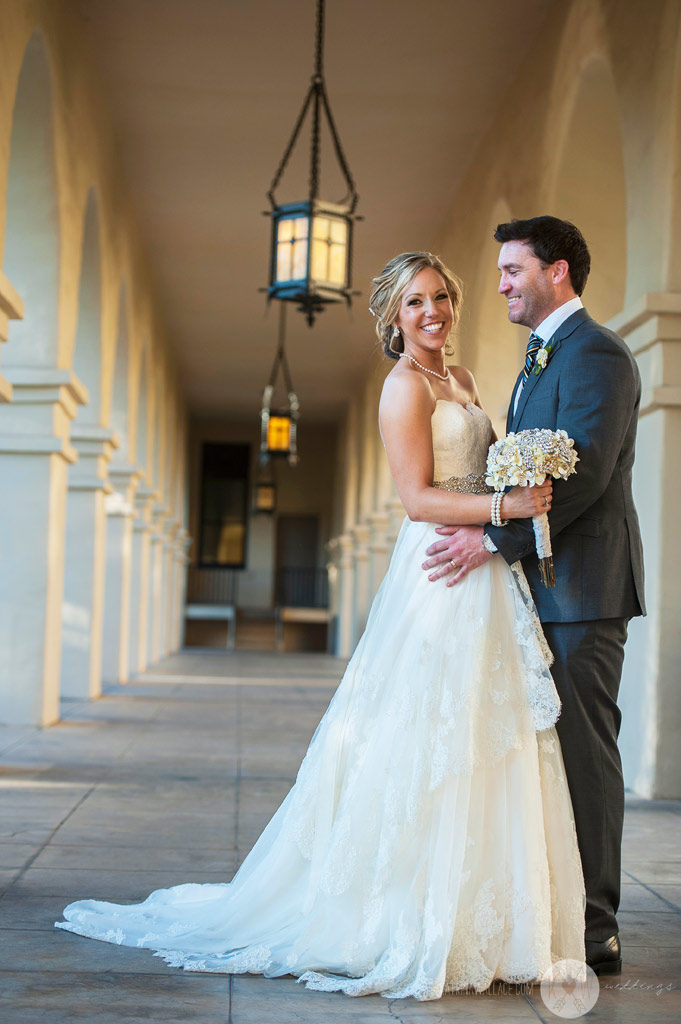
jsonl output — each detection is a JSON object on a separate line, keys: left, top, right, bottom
{"left": 400, "top": 352, "right": 449, "bottom": 381}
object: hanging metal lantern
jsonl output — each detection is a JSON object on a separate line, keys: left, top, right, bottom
{"left": 265, "top": 0, "right": 359, "bottom": 326}
{"left": 260, "top": 305, "right": 299, "bottom": 466}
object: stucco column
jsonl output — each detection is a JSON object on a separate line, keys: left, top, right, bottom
{"left": 0, "top": 368, "right": 86, "bottom": 724}
{"left": 101, "top": 465, "right": 141, "bottom": 685}
{"left": 611, "top": 293, "right": 681, "bottom": 799}
{"left": 0, "top": 271, "right": 23, "bottom": 402}
{"left": 147, "top": 503, "right": 167, "bottom": 664}
{"left": 160, "top": 520, "right": 179, "bottom": 657}
{"left": 61, "top": 427, "right": 118, "bottom": 700}
{"left": 175, "top": 529, "right": 191, "bottom": 649}
{"left": 385, "top": 497, "right": 406, "bottom": 549}
{"left": 128, "top": 485, "right": 156, "bottom": 676}
{"left": 368, "top": 511, "right": 391, "bottom": 600}
{"left": 351, "top": 522, "right": 371, "bottom": 649}
{"left": 333, "top": 532, "right": 356, "bottom": 658}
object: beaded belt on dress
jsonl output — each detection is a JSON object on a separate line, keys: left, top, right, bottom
{"left": 433, "top": 473, "right": 493, "bottom": 495}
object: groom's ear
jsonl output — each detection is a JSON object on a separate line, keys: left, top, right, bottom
{"left": 551, "top": 260, "right": 570, "bottom": 287}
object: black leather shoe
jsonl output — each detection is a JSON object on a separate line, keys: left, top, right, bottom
{"left": 585, "top": 934, "right": 622, "bottom": 975}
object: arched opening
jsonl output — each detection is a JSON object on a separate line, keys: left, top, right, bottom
{"left": 3, "top": 32, "right": 59, "bottom": 367}
{"left": 548, "top": 54, "right": 627, "bottom": 323}
{"left": 0, "top": 32, "right": 66, "bottom": 726}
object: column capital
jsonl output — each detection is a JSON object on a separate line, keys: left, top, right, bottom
{"left": 0, "top": 270, "right": 24, "bottom": 341}
{"left": 609, "top": 291, "right": 681, "bottom": 416}
{"left": 0, "top": 366, "right": 87, "bottom": 463}
{"left": 4, "top": 366, "right": 89, "bottom": 412}
{"left": 108, "top": 463, "right": 143, "bottom": 493}
{"left": 0, "top": 272, "right": 24, "bottom": 401}
{"left": 609, "top": 291, "right": 681, "bottom": 346}
{"left": 69, "top": 426, "right": 120, "bottom": 492}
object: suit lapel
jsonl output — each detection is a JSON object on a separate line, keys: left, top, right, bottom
{"left": 507, "top": 371, "right": 524, "bottom": 433}
{"left": 509, "top": 308, "right": 591, "bottom": 432}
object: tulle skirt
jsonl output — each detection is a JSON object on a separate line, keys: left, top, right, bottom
{"left": 57, "top": 517, "right": 585, "bottom": 1000}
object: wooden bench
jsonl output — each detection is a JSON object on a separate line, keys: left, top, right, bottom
{"left": 184, "top": 602, "right": 236, "bottom": 649}
{"left": 184, "top": 567, "right": 237, "bottom": 649}
{"left": 274, "top": 606, "right": 331, "bottom": 652}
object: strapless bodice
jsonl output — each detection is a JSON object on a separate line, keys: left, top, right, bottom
{"left": 431, "top": 400, "right": 493, "bottom": 491}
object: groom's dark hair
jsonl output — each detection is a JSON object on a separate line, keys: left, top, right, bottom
{"left": 494, "top": 216, "right": 591, "bottom": 296}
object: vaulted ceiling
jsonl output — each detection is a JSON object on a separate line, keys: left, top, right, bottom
{"left": 81, "top": 0, "right": 555, "bottom": 422}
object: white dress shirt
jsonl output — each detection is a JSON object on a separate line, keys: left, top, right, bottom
{"left": 512, "top": 296, "right": 583, "bottom": 416}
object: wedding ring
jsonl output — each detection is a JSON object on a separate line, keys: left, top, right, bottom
{"left": 450, "top": 560, "right": 458, "bottom": 569}
{"left": 543, "top": 497, "right": 549, "bottom": 507}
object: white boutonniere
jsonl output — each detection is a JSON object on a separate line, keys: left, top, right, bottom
{"left": 532, "top": 340, "right": 555, "bottom": 376}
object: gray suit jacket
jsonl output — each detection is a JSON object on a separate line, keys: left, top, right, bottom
{"left": 485, "top": 308, "right": 645, "bottom": 623}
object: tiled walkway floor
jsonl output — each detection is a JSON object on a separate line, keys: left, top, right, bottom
{"left": 0, "top": 650, "right": 679, "bottom": 1023}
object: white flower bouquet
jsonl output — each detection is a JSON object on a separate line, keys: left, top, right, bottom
{"left": 485, "top": 428, "right": 579, "bottom": 587}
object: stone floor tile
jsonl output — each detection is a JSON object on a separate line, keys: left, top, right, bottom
{"left": 619, "top": 882, "right": 675, "bottom": 912}
{"left": 619, "top": 910, "right": 681, "bottom": 946}
{"left": 31, "top": 842, "right": 236, "bottom": 873}
{"left": 0, "top": 842, "right": 43, "bottom": 870}
{"left": 231, "top": 975, "right": 541, "bottom": 1022}
{"left": 589, "top": 985, "right": 681, "bottom": 1024}
{"left": 0, "top": 970, "right": 230, "bottom": 1024}
{"left": 2, "top": 927, "right": 178, "bottom": 976}
{"left": 623, "top": 861, "right": 681, "bottom": 884}
{"left": 0, "top": 894, "right": 82, "bottom": 930}
{"left": 0, "top": 868, "right": 21, "bottom": 896}
{"left": 9, "top": 866, "right": 229, "bottom": 900}
{"left": 645, "top": 884, "right": 681, "bottom": 910}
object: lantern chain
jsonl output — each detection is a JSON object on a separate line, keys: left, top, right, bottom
{"left": 266, "top": 303, "right": 295, "bottom": 396}
{"left": 266, "top": 0, "right": 358, "bottom": 213}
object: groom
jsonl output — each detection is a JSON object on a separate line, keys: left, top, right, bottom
{"left": 423, "top": 216, "right": 645, "bottom": 974}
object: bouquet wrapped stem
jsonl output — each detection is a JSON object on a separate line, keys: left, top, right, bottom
{"left": 486, "top": 429, "right": 579, "bottom": 588}
{"left": 532, "top": 513, "right": 555, "bottom": 587}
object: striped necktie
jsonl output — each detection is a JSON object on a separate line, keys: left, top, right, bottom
{"left": 522, "top": 332, "right": 542, "bottom": 380}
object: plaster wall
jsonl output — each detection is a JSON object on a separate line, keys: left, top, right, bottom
{"left": 0, "top": 1, "right": 189, "bottom": 723}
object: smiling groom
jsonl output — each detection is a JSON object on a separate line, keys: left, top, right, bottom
{"left": 423, "top": 216, "right": 645, "bottom": 974}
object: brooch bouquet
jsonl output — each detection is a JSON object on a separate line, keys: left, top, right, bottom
{"left": 486, "top": 428, "right": 579, "bottom": 587}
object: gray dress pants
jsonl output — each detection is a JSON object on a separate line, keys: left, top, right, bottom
{"left": 541, "top": 617, "right": 629, "bottom": 942}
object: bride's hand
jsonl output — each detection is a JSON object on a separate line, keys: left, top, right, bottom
{"left": 503, "top": 480, "right": 553, "bottom": 518}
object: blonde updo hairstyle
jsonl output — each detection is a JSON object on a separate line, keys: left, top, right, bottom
{"left": 369, "top": 251, "right": 463, "bottom": 360}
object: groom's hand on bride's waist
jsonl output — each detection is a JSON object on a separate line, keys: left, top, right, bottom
{"left": 422, "top": 525, "right": 493, "bottom": 586}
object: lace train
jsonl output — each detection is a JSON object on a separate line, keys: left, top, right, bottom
{"left": 57, "top": 517, "right": 585, "bottom": 1000}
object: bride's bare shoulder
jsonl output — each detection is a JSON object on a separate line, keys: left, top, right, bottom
{"left": 448, "top": 363, "right": 477, "bottom": 391}
{"left": 380, "top": 362, "right": 434, "bottom": 413}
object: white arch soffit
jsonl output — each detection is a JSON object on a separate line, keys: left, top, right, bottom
{"left": 3, "top": 31, "right": 60, "bottom": 368}
{"left": 470, "top": 198, "right": 525, "bottom": 439}
{"left": 110, "top": 281, "right": 132, "bottom": 464}
{"left": 71, "top": 189, "right": 104, "bottom": 425}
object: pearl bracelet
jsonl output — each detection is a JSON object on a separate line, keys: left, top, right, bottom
{"left": 490, "top": 491, "right": 509, "bottom": 528}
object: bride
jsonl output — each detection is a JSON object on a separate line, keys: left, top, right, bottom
{"left": 56, "top": 252, "right": 585, "bottom": 1000}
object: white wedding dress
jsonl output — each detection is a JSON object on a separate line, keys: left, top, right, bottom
{"left": 56, "top": 400, "right": 585, "bottom": 1000}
